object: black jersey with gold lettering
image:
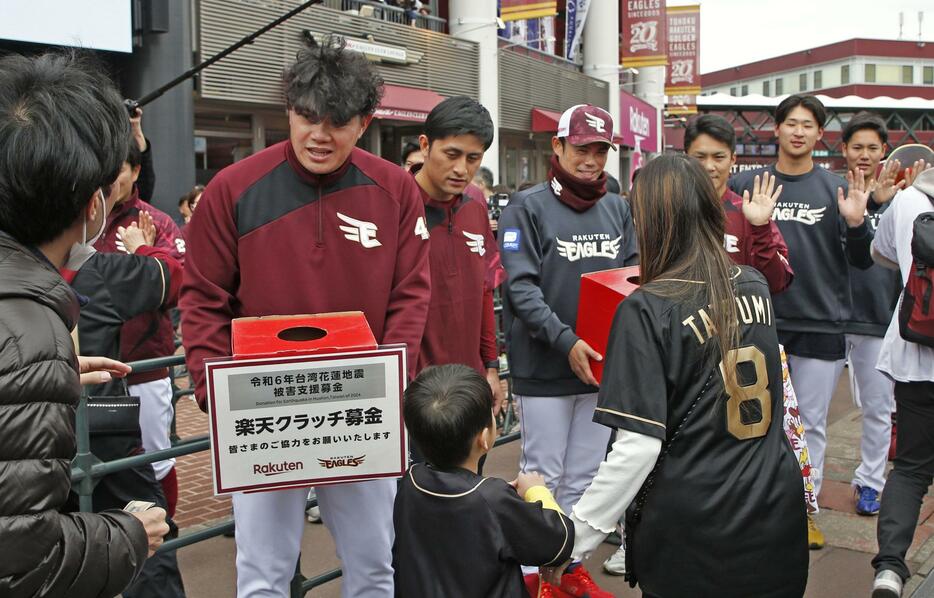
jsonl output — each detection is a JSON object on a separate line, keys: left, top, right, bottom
{"left": 596, "top": 265, "right": 807, "bottom": 598}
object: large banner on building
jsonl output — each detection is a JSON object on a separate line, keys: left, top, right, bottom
{"left": 500, "top": 0, "right": 558, "bottom": 22}
{"left": 665, "top": 4, "right": 700, "bottom": 115}
{"left": 620, "top": 0, "right": 667, "bottom": 68}
{"left": 564, "top": 0, "right": 592, "bottom": 61}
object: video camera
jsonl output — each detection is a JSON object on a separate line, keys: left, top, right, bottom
{"left": 487, "top": 192, "right": 510, "bottom": 222}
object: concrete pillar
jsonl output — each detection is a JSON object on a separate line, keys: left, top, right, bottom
{"left": 449, "top": 0, "right": 500, "bottom": 182}
{"left": 251, "top": 114, "right": 266, "bottom": 155}
{"left": 581, "top": 0, "right": 620, "bottom": 179}
{"left": 124, "top": 0, "right": 195, "bottom": 221}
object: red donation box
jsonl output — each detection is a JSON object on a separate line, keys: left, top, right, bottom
{"left": 576, "top": 267, "right": 640, "bottom": 383}
{"left": 206, "top": 312, "right": 408, "bottom": 495}
{"left": 232, "top": 312, "right": 377, "bottom": 357}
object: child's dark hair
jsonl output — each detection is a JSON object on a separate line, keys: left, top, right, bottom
{"left": 283, "top": 34, "right": 384, "bottom": 126}
{"left": 775, "top": 94, "right": 826, "bottom": 128}
{"left": 684, "top": 114, "right": 736, "bottom": 153}
{"left": 423, "top": 96, "right": 495, "bottom": 150}
{"left": 403, "top": 364, "right": 493, "bottom": 470}
{"left": 842, "top": 111, "right": 888, "bottom": 146}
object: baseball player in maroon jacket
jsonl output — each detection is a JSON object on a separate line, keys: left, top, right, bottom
{"left": 410, "top": 96, "right": 505, "bottom": 412}
{"left": 683, "top": 114, "right": 794, "bottom": 294}
{"left": 180, "top": 37, "right": 431, "bottom": 598}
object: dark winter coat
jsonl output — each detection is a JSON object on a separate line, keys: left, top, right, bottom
{"left": 0, "top": 231, "right": 148, "bottom": 597}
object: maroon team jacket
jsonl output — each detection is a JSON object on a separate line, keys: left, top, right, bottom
{"left": 723, "top": 188, "right": 794, "bottom": 294}
{"left": 415, "top": 179, "right": 501, "bottom": 375}
{"left": 181, "top": 142, "right": 431, "bottom": 410}
{"left": 95, "top": 189, "right": 186, "bottom": 384}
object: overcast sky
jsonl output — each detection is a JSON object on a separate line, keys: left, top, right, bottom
{"left": 668, "top": 0, "right": 934, "bottom": 74}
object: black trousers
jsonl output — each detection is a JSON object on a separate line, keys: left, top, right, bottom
{"left": 872, "top": 381, "right": 934, "bottom": 581}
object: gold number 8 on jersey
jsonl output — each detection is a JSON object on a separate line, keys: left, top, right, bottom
{"left": 719, "top": 346, "right": 771, "bottom": 440}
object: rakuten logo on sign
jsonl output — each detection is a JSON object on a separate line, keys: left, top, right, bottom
{"left": 253, "top": 461, "right": 304, "bottom": 476}
{"left": 629, "top": 107, "right": 650, "bottom": 138}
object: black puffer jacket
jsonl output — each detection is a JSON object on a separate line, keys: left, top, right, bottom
{"left": 0, "top": 232, "right": 148, "bottom": 597}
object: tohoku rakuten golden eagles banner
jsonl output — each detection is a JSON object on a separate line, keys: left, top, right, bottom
{"left": 499, "top": 0, "right": 558, "bottom": 22}
{"left": 665, "top": 4, "right": 700, "bottom": 115}
{"left": 620, "top": 0, "right": 667, "bottom": 68}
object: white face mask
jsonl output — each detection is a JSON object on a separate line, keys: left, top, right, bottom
{"left": 63, "top": 189, "right": 107, "bottom": 271}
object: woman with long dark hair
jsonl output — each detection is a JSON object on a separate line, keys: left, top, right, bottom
{"left": 550, "top": 154, "right": 808, "bottom": 597}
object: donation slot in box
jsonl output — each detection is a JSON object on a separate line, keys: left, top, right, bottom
{"left": 206, "top": 311, "right": 407, "bottom": 495}
{"left": 575, "top": 267, "right": 640, "bottom": 384}
{"left": 232, "top": 312, "right": 377, "bottom": 358}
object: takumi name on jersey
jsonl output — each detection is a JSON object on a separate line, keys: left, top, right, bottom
{"left": 771, "top": 202, "right": 827, "bottom": 225}
{"left": 555, "top": 233, "right": 621, "bottom": 262}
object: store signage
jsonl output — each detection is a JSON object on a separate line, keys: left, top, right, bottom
{"left": 305, "top": 31, "right": 420, "bottom": 65}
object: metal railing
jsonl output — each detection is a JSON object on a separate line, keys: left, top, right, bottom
{"left": 321, "top": 0, "right": 447, "bottom": 33}
{"left": 71, "top": 350, "right": 519, "bottom": 596}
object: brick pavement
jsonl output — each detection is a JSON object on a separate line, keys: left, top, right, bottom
{"left": 173, "top": 395, "right": 231, "bottom": 530}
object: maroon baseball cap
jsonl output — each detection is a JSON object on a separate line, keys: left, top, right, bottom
{"left": 556, "top": 104, "right": 617, "bottom": 150}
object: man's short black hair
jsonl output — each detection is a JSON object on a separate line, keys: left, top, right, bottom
{"left": 684, "top": 114, "right": 736, "bottom": 153}
{"left": 842, "top": 111, "right": 888, "bottom": 146}
{"left": 403, "top": 364, "right": 493, "bottom": 470}
{"left": 775, "top": 94, "right": 826, "bottom": 128}
{"left": 424, "top": 96, "right": 494, "bottom": 150}
{"left": 401, "top": 142, "right": 421, "bottom": 165}
{"left": 283, "top": 35, "right": 384, "bottom": 126}
{"left": 0, "top": 51, "right": 128, "bottom": 246}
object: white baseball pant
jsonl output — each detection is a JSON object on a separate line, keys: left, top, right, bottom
{"left": 130, "top": 377, "right": 175, "bottom": 480}
{"left": 846, "top": 334, "right": 895, "bottom": 492}
{"left": 232, "top": 478, "right": 396, "bottom": 598}
{"left": 517, "top": 393, "right": 612, "bottom": 514}
{"left": 786, "top": 355, "right": 846, "bottom": 498}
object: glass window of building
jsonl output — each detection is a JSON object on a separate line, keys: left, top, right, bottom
{"left": 925, "top": 66, "right": 934, "bottom": 85}
{"left": 762, "top": 80, "right": 770, "bottom": 95}
{"left": 902, "top": 65, "right": 914, "bottom": 84}
{"left": 799, "top": 73, "right": 807, "bottom": 91}
{"left": 865, "top": 64, "right": 876, "bottom": 83}
{"left": 813, "top": 70, "right": 822, "bottom": 89}
{"left": 730, "top": 87, "right": 737, "bottom": 96}
{"left": 775, "top": 78, "right": 784, "bottom": 95}
{"left": 841, "top": 64, "right": 850, "bottom": 84}
{"left": 741, "top": 84, "right": 748, "bottom": 95}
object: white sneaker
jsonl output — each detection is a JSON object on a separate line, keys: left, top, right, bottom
{"left": 306, "top": 505, "right": 321, "bottom": 523}
{"left": 872, "top": 570, "right": 903, "bottom": 598}
{"left": 602, "top": 544, "right": 626, "bottom": 576}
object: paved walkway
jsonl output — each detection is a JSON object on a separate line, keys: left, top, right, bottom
{"left": 171, "top": 372, "right": 934, "bottom": 597}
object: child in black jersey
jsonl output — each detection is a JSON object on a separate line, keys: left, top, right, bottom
{"left": 393, "top": 364, "right": 573, "bottom": 598}
{"left": 549, "top": 154, "right": 808, "bottom": 597}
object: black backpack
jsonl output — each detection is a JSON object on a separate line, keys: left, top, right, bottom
{"left": 897, "top": 193, "right": 934, "bottom": 347}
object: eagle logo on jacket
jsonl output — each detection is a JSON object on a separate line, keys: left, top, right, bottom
{"left": 555, "top": 235, "right": 621, "bottom": 262}
{"left": 463, "top": 231, "right": 486, "bottom": 256}
{"left": 337, "top": 212, "right": 382, "bottom": 248}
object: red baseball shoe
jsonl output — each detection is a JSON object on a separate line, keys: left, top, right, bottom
{"left": 524, "top": 573, "right": 572, "bottom": 598}
{"left": 558, "top": 565, "right": 614, "bottom": 598}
